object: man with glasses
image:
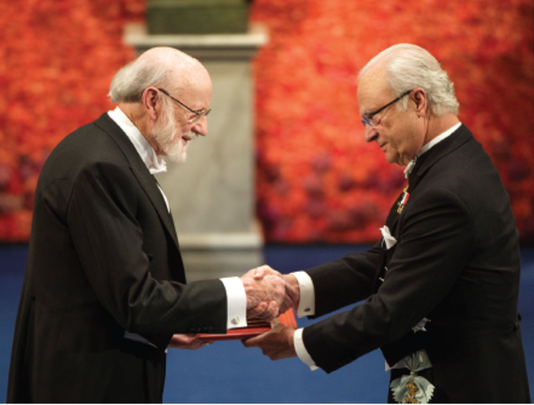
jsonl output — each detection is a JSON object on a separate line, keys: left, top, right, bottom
{"left": 7, "top": 46, "right": 296, "bottom": 403}
{"left": 244, "top": 44, "right": 530, "bottom": 403}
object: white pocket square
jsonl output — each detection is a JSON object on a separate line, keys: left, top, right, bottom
{"left": 380, "top": 226, "right": 397, "bottom": 250}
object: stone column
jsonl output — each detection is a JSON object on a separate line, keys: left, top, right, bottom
{"left": 124, "top": 23, "right": 267, "bottom": 281}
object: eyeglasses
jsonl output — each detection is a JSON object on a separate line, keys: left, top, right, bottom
{"left": 360, "top": 89, "right": 414, "bottom": 128}
{"left": 157, "top": 88, "right": 211, "bottom": 125}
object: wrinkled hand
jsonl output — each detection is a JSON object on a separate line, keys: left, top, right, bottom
{"left": 281, "top": 273, "right": 300, "bottom": 312}
{"left": 251, "top": 266, "right": 301, "bottom": 312}
{"left": 167, "top": 334, "right": 213, "bottom": 350}
{"left": 241, "top": 265, "right": 297, "bottom": 322}
{"left": 242, "top": 319, "right": 297, "bottom": 360}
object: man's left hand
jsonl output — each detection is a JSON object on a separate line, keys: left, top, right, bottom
{"left": 242, "top": 319, "right": 297, "bottom": 360}
{"left": 168, "top": 334, "right": 213, "bottom": 350}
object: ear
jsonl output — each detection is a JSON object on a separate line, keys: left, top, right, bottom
{"left": 412, "top": 88, "right": 428, "bottom": 117}
{"left": 141, "top": 87, "right": 160, "bottom": 122}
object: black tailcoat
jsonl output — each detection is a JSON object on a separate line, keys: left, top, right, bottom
{"left": 7, "top": 114, "right": 228, "bottom": 402}
{"left": 301, "top": 125, "right": 530, "bottom": 403}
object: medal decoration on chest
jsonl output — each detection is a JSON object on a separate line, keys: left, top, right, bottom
{"left": 398, "top": 157, "right": 417, "bottom": 215}
{"left": 397, "top": 185, "right": 410, "bottom": 214}
{"left": 390, "top": 351, "right": 435, "bottom": 404}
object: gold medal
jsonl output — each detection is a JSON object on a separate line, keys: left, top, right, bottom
{"left": 404, "top": 373, "right": 420, "bottom": 404}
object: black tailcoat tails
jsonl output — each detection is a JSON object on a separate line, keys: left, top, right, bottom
{"left": 7, "top": 114, "right": 229, "bottom": 403}
{"left": 300, "top": 125, "right": 530, "bottom": 403}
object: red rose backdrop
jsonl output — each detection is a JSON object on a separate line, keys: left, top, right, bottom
{"left": 0, "top": 0, "right": 533, "bottom": 244}
{"left": 0, "top": 0, "right": 146, "bottom": 240}
{"left": 250, "top": 0, "right": 534, "bottom": 243}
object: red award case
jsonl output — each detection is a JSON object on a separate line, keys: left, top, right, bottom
{"left": 197, "top": 309, "right": 297, "bottom": 341}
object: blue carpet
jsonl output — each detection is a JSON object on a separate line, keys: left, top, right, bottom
{"left": 1, "top": 244, "right": 533, "bottom": 403}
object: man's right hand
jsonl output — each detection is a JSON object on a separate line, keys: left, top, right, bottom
{"left": 240, "top": 265, "right": 297, "bottom": 322}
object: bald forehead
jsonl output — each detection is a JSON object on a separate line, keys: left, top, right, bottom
{"left": 139, "top": 46, "right": 211, "bottom": 94}
{"left": 138, "top": 46, "right": 197, "bottom": 68}
{"left": 358, "top": 61, "right": 389, "bottom": 92}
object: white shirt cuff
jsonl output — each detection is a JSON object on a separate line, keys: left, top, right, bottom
{"left": 220, "top": 277, "right": 247, "bottom": 330}
{"left": 293, "top": 271, "right": 315, "bottom": 317}
{"left": 294, "top": 328, "right": 318, "bottom": 371}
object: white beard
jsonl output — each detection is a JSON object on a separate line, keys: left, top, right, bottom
{"left": 161, "top": 133, "right": 190, "bottom": 163}
{"left": 151, "top": 101, "right": 196, "bottom": 163}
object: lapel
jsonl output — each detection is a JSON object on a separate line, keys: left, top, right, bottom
{"left": 93, "top": 113, "right": 180, "bottom": 249}
{"left": 407, "top": 124, "right": 472, "bottom": 195}
{"left": 376, "top": 125, "right": 473, "bottom": 291}
{"left": 385, "top": 188, "right": 406, "bottom": 233}
{"left": 386, "top": 124, "right": 473, "bottom": 233}
{"left": 386, "top": 124, "right": 473, "bottom": 252}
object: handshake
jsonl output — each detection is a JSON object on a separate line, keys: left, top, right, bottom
{"left": 240, "top": 265, "right": 300, "bottom": 322}
{"left": 169, "top": 265, "right": 300, "bottom": 352}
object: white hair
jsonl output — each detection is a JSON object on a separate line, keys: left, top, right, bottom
{"left": 359, "top": 44, "right": 459, "bottom": 116}
{"left": 108, "top": 56, "right": 171, "bottom": 103}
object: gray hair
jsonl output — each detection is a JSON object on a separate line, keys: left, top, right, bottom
{"left": 108, "top": 56, "right": 170, "bottom": 103}
{"left": 359, "top": 44, "right": 459, "bottom": 116}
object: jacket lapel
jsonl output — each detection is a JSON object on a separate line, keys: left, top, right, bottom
{"left": 93, "top": 113, "right": 180, "bottom": 249}
{"left": 380, "top": 125, "right": 473, "bottom": 279}
{"left": 408, "top": 124, "right": 472, "bottom": 194}
{"left": 385, "top": 189, "right": 404, "bottom": 233}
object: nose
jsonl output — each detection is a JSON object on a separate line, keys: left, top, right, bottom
{"left": 191, "top": 116, "right": 208, "bottom": 137}
{"left": 364, "top": 125, "right": 378, "bottom": 143}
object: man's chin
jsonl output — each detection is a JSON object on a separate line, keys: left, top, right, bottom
{"left": 166, "top": 152, "right": 187, "bottom": 163}
{"left": 165, "top": 147, "right": 188, "bottom": 163}
{"left": 159, "top": 137, "right": 189, "bottom": 163}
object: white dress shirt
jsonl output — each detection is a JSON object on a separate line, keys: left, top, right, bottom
{"left": 107, "top": 107, "right": 247, "bottom": 348}
{"left": 293, "top": 122, "right": 463, "bottom": 370}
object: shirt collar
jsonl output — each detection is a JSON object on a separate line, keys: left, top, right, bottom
{"left": 404, "top": 122, "right": 462, "bottom": 178}
{"left": 107, "top": 107, "right": 167, "bottom": 175}
{"left": 418, "top": 122, "right": 462, "bottom": 157}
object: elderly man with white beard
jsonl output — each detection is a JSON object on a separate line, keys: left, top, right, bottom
{"left": 7, "top": 47, "right": 296, "bottom": 403}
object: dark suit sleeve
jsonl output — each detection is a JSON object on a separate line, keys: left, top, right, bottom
{"left": 302, "top": 187, "right": 476, "bottom": 373}
{"left": 305, "top": 242, "right": 382, "bottom": 317}
{"left": 65, "top": 161, "right": 228, "bottom": 336}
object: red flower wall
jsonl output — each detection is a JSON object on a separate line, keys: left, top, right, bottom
{"left": 250, "top": 0, "right": 534, "bottom": 243}
{"left": 1, "top": 0, "right": 533, "bottom": 244}
{"left": 0, "top": 0, "right": 146, "bottom": 241}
